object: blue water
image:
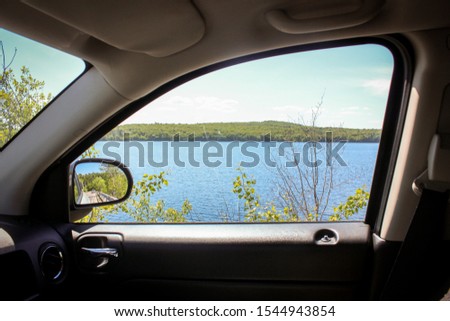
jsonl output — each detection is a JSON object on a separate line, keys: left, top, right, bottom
{"left": 94, "top": 141, "right": 379, "bottom": 222}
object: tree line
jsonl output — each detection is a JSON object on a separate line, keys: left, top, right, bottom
{"left": 101, "top": 121, "right": 381, "bottom": 143}
{"left": 77, "top": 166, "right": 128, "bottom": 199}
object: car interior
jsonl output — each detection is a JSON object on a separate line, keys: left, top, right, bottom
{"left": 1, "top": 0, "right": 450, "bottom": 301}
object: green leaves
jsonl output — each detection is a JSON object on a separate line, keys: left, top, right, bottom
{"left": 109, "top": 170, "right": 191, "bottom": 223}
{"left": 1, "top": 61, "right": 52, "bottom": 147}
{"left": 329, "top": 187, "right": 370, "bottom": 221}
{"left": 232, "top": 167, "right": 261, "bottom": 216}
{"left": 232, "top": 167, "right": 291, "bottom": 222}
{"left": 232, "top": 167, "right": 370, "bottom": 223}
{"left": 81, "top": 146, "right": 100, "bottom": 159}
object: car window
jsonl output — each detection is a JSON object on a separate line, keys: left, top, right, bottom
{"left": 0, "top": 28, "right": 85, "bottom": 149}
{"left": 77, "top": 43, "right": 394, "bottom": 224}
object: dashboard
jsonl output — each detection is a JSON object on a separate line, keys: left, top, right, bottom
{"left": 0, "top": 216, "right": 68, "bottom": 300}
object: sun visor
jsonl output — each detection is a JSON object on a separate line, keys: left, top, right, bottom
{"left": 22, "top": 0, "right": 205, "bottom": 57}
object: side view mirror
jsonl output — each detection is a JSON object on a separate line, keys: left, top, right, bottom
{"left": 71, "top": 158, "right": 133, "bottom": 208}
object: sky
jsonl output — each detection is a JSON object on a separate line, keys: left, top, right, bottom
{"left": 0, "top": 28, "right": 85, "bottom": 97}
{"left": 124, "top": 43, "right": 393, "bottom": 129}
{"left": 1, "top": 28, "right": 393, "bottom": 130}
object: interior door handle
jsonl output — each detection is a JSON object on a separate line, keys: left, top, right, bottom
{"left": 80, "top": 247, "right": 119, "bottom": 269}
{"left": 81, "top": 247, "right": 119, "bottom": 258}
{"left": 77, "top": 234, "right": 123, "bottom": 270}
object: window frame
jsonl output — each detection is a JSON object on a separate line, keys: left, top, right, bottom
{"left": 36, "top": 36, "right": 412, "bottom": 228}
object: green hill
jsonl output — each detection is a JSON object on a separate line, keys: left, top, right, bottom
{"left": 101, "top": 121, "right": 381, "bottom": 142}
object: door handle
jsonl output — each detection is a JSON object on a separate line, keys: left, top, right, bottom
{"left": 80, "top": 247, "right": 119, "bottom": 269}
{"left": 80, "top": 247, "right": 119, "bottom": 258}
{"left": 77, "top": 234, "right": 123, "bottom": 270}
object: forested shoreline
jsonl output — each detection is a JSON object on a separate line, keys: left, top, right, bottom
{"left": 101, "top": 121, "right": 381, "bottom": 142}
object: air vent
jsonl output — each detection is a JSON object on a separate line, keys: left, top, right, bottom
{"left": 40, "top": 243, "right": 64, "bottom": 282}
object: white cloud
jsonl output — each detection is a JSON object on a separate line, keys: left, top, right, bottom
{"left": 272, "top": 105, "right": 307, "bottom": 112}
{"left": 194, "top": 96, "right": 239, "bottom": 113}
{"left": 369, "top": 66, "right": 394, "bottom": 75}
{"left": 270, "top": 105, "right": 311, "bottom": 123}
{"left": 361, "top": 78, "right": 391, "bottom": 95}
{"left": 160, "top": 95, "right": 194, "bottom": 107}
{"left": 339, "top": 111, "right": 357, "bottom": 116}
{"left": 342, "top": 106, "right": 361, "bottom": 111}
{"left": 122, "top": 94, "right": 241, "bottom": 124}
{"left": 338, "top": 106, "right": 360, "bottom": 115}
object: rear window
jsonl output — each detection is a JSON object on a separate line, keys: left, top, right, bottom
{"left": 0, "top": 28, "right": 85, "bottom": 149}
{"left": 78, "top": 43, "right": 394, "bottom": 224}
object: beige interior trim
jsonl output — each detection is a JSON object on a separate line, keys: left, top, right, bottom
{"left": 22, "top": 0, "right": 205, "bottom": 57}
{"left": 381, "top": 29, "right": 450, "bottom": 241}
{"left": 266, "top": 0, "right": 385, "bottom": 34}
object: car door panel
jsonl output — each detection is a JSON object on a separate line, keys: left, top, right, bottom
{"left": 60, "top": 222, "right": 371, "bottom": 300}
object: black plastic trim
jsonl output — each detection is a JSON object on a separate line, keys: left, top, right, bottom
{"left": 68, "top": 222, "right": 370, "bottom": 282}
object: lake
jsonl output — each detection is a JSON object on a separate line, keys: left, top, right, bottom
{"left": 94, "top": 141, "right": 379, "bottom": 222}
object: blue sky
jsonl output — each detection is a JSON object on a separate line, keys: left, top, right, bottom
{"left": 125, "top": 44, "right": 393, "bottom": 129}
{"left": 1, "top": 28, "right": 85, "bottom": 96}
{"left": 2, "top": 28, "right": 393, "bottom": 129}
